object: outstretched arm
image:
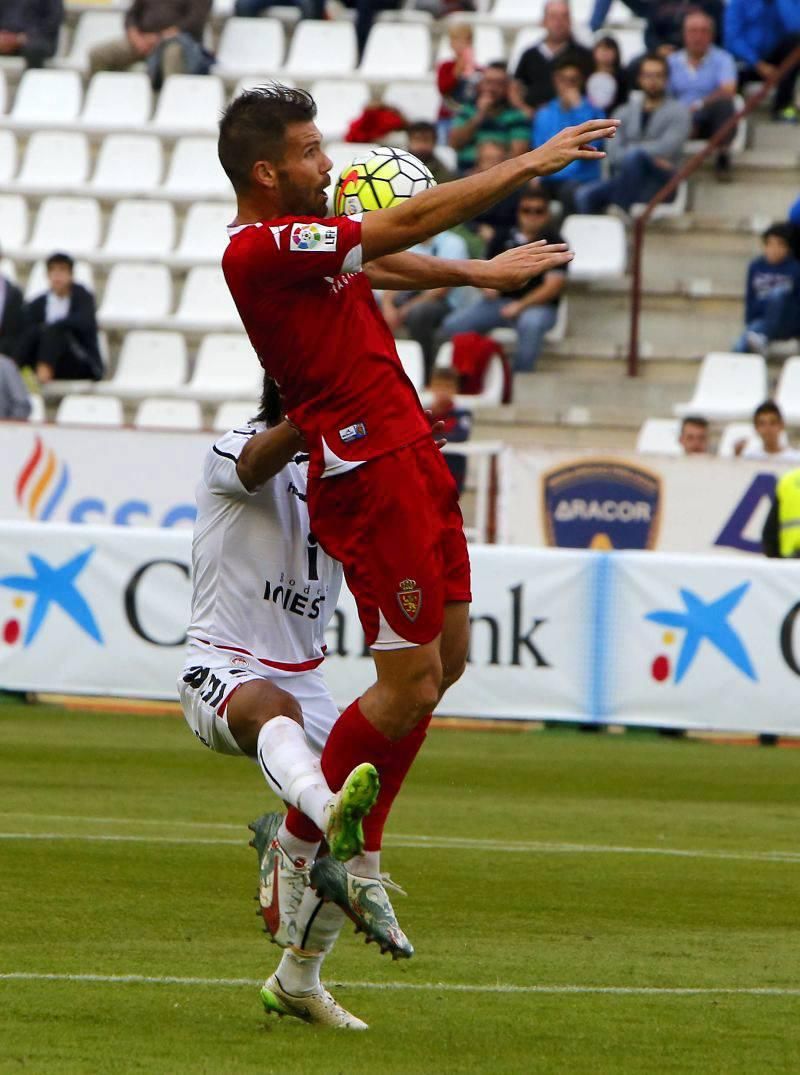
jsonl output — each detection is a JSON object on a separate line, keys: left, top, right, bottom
{"left": 365, "top": 241, "right": 572, "bottom": 292}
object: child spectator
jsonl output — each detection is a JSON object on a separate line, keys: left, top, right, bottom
{"left": 588, "top": 35, "right": 628, "bottom": 113}
{"left": 735, "top": 401, "right": 800, "bottom": 461}
{"left": 428, "top": 366, "right": 472, "bottom": 494}
{"left": 437, "top": 23, "right": 482, "bottom": 132}
{"left": 733, "top": 224, "right": 800, "bottom": 355}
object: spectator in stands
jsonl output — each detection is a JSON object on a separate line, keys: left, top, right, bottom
{"left": 449, "top": 63, "right": 530, "bottom": 174}
{"left": 667, "top": 10, "right": 737, "bottom": 180}
{"left": 678, "top": 415, "right": 710, "bottom": 454}
{"left": 0, "top": 0, "right": 62, "bottom": 69}
{"left": 590, "top": 0, "right": 649, "bottom": 36}
{"left": 510, "top": 0, "right": 593, "bottom": 115}
{"left": 235, "top": 0, "right": 323, "bottom": 18}
{"left": 89, "top": 1, "right": 212, "bottom": 89}
{"left": 438, "top": 188, "right": 566, "bottom": 372}
{"left": 588, "top": 35, "right": 628, "bottom": 113}
{"left": 532, "top": 60, "right": 604, "bottom": 213}
{"left": 16, "top": 254, "right": 103, "bottom": 385}
{"left": 594, "top": 0, "right": 724, "bottom": 54}
{"left": 0, "top": 355, "right": 31, "bottom": 420}
{"left": 724, "top": 0, "right": 800, "bottom": 124}
{"left": 427, "top": 366, "right": 472, "bottom": 495}
{"left": 468, "top": 141, "right": 520, "bottom": 252}
{"left": 0, "top": 260, "right": 24, "bottom": 360}
{"left": 733, "top": 224, "right": 800, "bottom": 355}
{"left": 574, "top": 54, "right": 690, "bottom": 216}
{"left": 735, "top": 401, "right": 800, "bottom": 461}
{"left": 407, "top": 122, "right": 456, "bottom": 185}
{"left": 437, "top": 23, "right": 483, "bottom": 133}
{"left": 381, "top": 228, "right": 469, "bottom": 381}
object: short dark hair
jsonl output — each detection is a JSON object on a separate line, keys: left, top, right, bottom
{"left": 553, "top": 58, "right": 584, "bottom": 77}
{"left": 519, "top": 185, "right": 550, "bottom": 207}
{"left": 681, "top": 415, "right": 709, "bottom": 432}
{"left": 594, "top": 34, "right": 621, "bottom": 68}
{"left": 218, "top": 83, "right": 317, "bottom": 194}
{"left": 486, "top": 61, "right": 508, "bottom": 74}
{"left": 763, "top": 222, "right": 794, "bottom": 246}
{"left": 639, "top": 52, "right": 669, "bottom": 76}
{"left": 407, "top": 121, "right": 436, "bottom": 139}
{"left": 754, "top": 400, "right": 783, "bottom": 422}
{"left": 430, "top": 366, "right": 460, "bottom": 386}
{"left": 254, "top": 374, "right": 283, "bottom": 427}
{"left": 46, "top": 252, "right": 73, "bottom": 271}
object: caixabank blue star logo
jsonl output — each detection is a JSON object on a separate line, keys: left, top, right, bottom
{"left": 645, "top": 582, "right": 756, "bottom": 685}
{"left": 0, "top": 547, "right": 102, "bottom": 648}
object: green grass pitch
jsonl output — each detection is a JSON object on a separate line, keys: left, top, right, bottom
{"left": 1, "top": 702, "right": 799, "bottom": 1074}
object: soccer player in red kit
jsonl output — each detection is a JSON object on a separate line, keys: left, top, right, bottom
{"left": 219, "top": 85, "right": 618, "bottom": 958}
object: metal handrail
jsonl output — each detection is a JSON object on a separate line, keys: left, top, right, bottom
{"left": 626, "top": 44, "right": 800, "bottom": 377}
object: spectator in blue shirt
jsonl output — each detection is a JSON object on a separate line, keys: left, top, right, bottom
{"left": 724, "top": 0, "right": 800, "bottom": 123}
{"left": 733, "top": 224, "right": 800, "bottom": 354}
{"left": 668, "top": 10, "right": 738, "bottom": 179}
{"left": 532, "top": 60, "right": 604, "bottom": 213}
{"left": 591, "top": 0, "right": 724, "bottom": 53}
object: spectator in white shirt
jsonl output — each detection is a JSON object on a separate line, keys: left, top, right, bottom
{"left": 735, "top": 400, "right": 800, "bottom": 461}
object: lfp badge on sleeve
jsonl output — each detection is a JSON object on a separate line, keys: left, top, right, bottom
{"left": 542, "top": 459, "right": 662, "bottom": 550}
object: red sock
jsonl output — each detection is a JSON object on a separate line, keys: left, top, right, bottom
{"left": 363, "top": 715, "right": 430, "bottom": 851}
{"left": 284, "top": 807, "right": 323, "bottom": 843}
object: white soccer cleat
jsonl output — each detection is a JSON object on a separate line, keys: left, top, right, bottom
{"left": 260, "top": 973, "right": 368, "bottom": 1030}
{"left": 251, "top": 812, "right": 310, "bottom": 949}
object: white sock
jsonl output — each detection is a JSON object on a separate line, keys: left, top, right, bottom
{"left": 256, "top": 717, "right": 334, "bottom": 830}
{"left": 274, "top": 947, "right": 324, "bottom": 995}
{"left": 346, "top": 850, "right": 381, "bottom": 878}
{"left": 277, "top": 820, "right": 319, "bottom": 864}
{"left": 273, "top": 888, "right": 346, "bottom": 993}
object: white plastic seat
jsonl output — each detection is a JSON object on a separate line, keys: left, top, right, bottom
{"left": 561, "top": 215, "right": 626, "bottom": 280}
{"left": 232, "top": 75, "right": 295, "bottom": 99}
{"left": 0, "top": 69, "right": 8, "bottom": 114}
{"left": 80, "top": 72, "right": 153, "bottom": 131}
{"left": 90, "top": 134, "right": 163, "bottom": 196}
{"left": 0, "top": 195, "right": 28, "bottom": 251}
{"left": 9, "top": 69, "right": 83, "bottom": 127}
{"left": 0, "top": 130, "right": 17, "bottom": 184}
{"left": 433, "top": 340, "right": 504, "bottom": 408}
{"left": 215, "top": 17, "right": 285, "bottom": 77}
{"left": 101, "top": 200, "right": 176, "bottom": 260}
{"left": 360, "top": 24, "right": 431, "bottom": 80}
{"left": 151, "top": 75, "right": 225, "bottom": 134}
{"left": 98, "top": 263, "right": 173, "bottom": 327}
{"left": 213, "top": 400, "right": 255, "bottom": 430}
{"left": 172, "top": 268, "right": 240, "bottom": 331}
{"left": 395, "top": 339, "right": 425, "bottom": 392}
{"left": 57, "top": 11, "right": 126, "bottom": 73}
{"left": 635, "top": 418, "right": 682, "bottom": 456}
{"left": 25, "top": 259, "right": 94, "bottom": 301}
{"left": 27, "top": 394, "right": 45, "bottom": 423}
{"left": 164, "top": 137, "right": 230, "bottom": 199}
{"left": 436, "top": 24, "right": 505, "bottom": 65}
{"left": 0, "top": 257, "right": 17, "bottom": 283}
{"left": 310, "top": 79, "right": 370, "bottom": 141}
{"left": 633, "top": 180, "right": 688, "bottom": 220}
{"left": 545, "top": 296, "right": 568, "bottom": 342}
{"left": 27, "top": 197, "right": 101, "bottom": 258}
{"left": 492, "top": 0, "right": 546, "bottom": 24}
{"left": 384, "top": 81, "right": 440, "bottom": 124}
{"left": 286, "top": 21, "right": 358, "bottom": 79}
{"left": 176, "top": 334, "right": 261, "bottom": 401}
{"left": 13, "top": 131, "right": 89, "bottom": 192}
{"left": 56, "top": 394, "right": 123, "bottom": 427}
{"left": 717, "top": 421, "right": 760, "bottom": 458}
{"left": 174, "top": 202, "right": 234, "bottom": 264}
{"left": 673, "top": 353, "right": 768, "bottom": 421}
{"left": 134, "top": 397, "right": 203, "bottom": 430}
{"left": 775, "top": 356, "right": 800, "bottom": 426}
{"left": 97, "top": 331, "right": 188, "bottom": 399}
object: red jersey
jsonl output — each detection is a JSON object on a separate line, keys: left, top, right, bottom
{"left": 222, "top": 214, "right": 430, "bottom": 480}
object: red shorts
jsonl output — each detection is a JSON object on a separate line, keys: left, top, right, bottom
{"left": 308, "top": 438, "right": 472, "bottom": 649}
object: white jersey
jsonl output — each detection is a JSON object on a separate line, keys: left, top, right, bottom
{"left": 186, "top": 422, "right": 342, "bottom": 673}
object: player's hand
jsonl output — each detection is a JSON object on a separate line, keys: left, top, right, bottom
{"left": 528, "top": 118, "right": 620, "bottom": 177}
{"left": 481, "top": 240, "right": 572, "bottom": 290}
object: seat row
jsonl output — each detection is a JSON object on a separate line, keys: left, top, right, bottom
{"left": 51, "top": 393, "right": 256, "bottom": 432}
{"left": 669, "top": 353, "right": 800, "bottom": 425}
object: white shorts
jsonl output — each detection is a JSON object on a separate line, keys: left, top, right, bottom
{"left": 177, "top": 645, "right": 339, "bottom": 758}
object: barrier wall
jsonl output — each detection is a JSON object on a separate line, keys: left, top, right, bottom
{"left": 2, "top": 521, "right": 799, "bottom": 735}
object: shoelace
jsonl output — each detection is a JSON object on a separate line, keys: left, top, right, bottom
{"left": 379, "top": 872, "right": 407, "bottom": 898}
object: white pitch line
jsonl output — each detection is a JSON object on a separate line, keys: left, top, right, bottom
{"left": 0, "top": 973, "right": 798, "bottom": 997}
{"left": 0, "top": 830, "right": 799, "bottom": 865}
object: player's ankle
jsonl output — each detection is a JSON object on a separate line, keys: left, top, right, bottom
{"left": 346, "top": 850, "right": 381, "bottom": 878}
{"left": 277, "top": 820, "right": 319, "bottom": 864}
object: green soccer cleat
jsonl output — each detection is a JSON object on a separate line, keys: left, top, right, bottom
{"left": 309, "top": 856, "right": 414, "bottom": 960}
{"left": 248, "top": 811, "right": 280, "bottom": 863}
{"left": 249, "top": 812, "right": 309, "bottom": 949}
{"left": 325, "top": 762, "right": 380, "bottom": 862}
{"left": 260, "top": 974, "right": 368, "bottom": 1030}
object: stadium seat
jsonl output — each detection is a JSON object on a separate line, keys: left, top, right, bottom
{"left": 310, "top": 80, "right": 370, "bottom": 141}
{"left": 101, "top": 200, "right": 176, "bottom": 260}
{"left": 55, "top": 394, "right": 123, "bottom": 427}
{"left": 395, "top": 339, "right": 425, "bottom": 392}
{"left": 492, "top": 0, "right": 547, "bottom": 26}
{"left": 285, "top": 21, "right": 358, "bottom": 79}
{"left": 0, "top": 129, "right": 17, "bottom": 183}
{"left": 634, "top": 180, "right": 688, "bottom": 220}
{"left": 673, "top": 353, "right": 768, "bottom": 421}
{"left": 96, "top": 331, "right": 188, "bottom": 399}
{"left": 163, "top": 137, "right": 230, "bottom": 199}
{"left": 384, "top": 81, "right": 440, "bottom": 124}
{"left": 561, "top": 215, "right": 626, "bottom": 280}
{"left": 134, "top": 397, "right": 204, "bottom": 430}
{"left": 172, "top": 268, "right": 241, "bottom": 331}
{"left": 232, "top": 75, "right": 295, "bottom": 100}
{"left": 214, "top": 17, "right": 285, "bottom": 78}
{"left": 213, "top": 400, "right": 256, "bottom": 430}
{"left": 26, "top": 197, "right": 101, "bottom": 258}
{"left": 174, "top": 202, "right": 234, "bottom": 265}
{"left": 436, "top": 23, "right": 505, "bottom": 65}
{"left": 359, "top": 24, "right": 432, "bottom": 80}
{"left": 80, "top": 72, "right": 153, "bottom": 131}
{"left": 546, "top": 296, "right": 568, "bottom": 342}
{"left": 717, "top": 421, "right": 762, "bottom": 458}
{"left": 0, "top": 194, "right": 28, "bottom": 251}
{"left": 90, "top": 134, "right": 164, "bottom": 197}
{"left": 151, "top": 75, "right": 225, "bottom": 135}
{"left": 635, "top": 418, "right": 682, "bottom": 456}
{"left": 0, "top": 69, "right": 7, "bottom": 114}
{"left": 8, "top": 69, "right": 83, "bottom": 128}
{"left": 57, "top": 11, "right": 126, "bottom": 73}
{"left": 0, "top": 256, "right": 17, "bottom": 283}
{"left": 27, "top": 393, "right": 45, "bottom": 423}
{"left": 175, "top": 333, "right": 261, "bottom": 401}
{"left": 24, "top": 259, "right": 94, "bottom": 301}
{"left": 98, "top": 263, "right": 173, "bottom": 327}
{"left": 775, "top": 356, "right": 800, "bottom": 426}
{"left": 13, "top": 131, "right": 89, "bottom": 192}
{"left": 610, "top": 26, "right": 647, "bottom": 66}
{"left": 433, "top": 340, "right": 505, "bottom": 408}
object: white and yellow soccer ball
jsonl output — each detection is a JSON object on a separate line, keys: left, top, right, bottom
{"left": 334, "top": 146, "right": 436, "bottom": 216}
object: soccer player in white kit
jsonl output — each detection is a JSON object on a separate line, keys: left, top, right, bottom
{"left": 178, "top": 377, "right": 380, "bottom": 1029}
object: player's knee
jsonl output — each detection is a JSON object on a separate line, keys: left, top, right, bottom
{"left": 440, "top": 653, "right": 467, "bottom": 697}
